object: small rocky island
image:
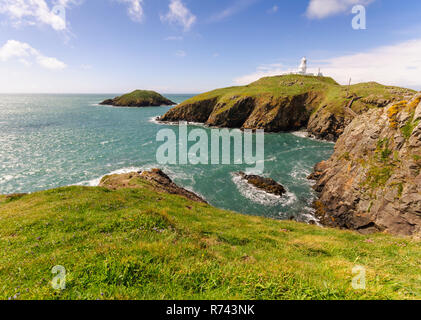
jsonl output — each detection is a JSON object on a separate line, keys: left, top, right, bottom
{"left": 100, "top": 90, "right": 175, "bottom": 107}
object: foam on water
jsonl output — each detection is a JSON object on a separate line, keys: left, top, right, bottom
{"left": 75, "top": 166, "right": 144, "bottom": 187}
{"left": 0, "top": 94, "right": 334, "bottom": 223}
{"left": 231, "top": 173, "right": 297, "bottom": 208}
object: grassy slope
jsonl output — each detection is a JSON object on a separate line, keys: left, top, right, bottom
{"left": 115, "top": 90, "right": 172, "bottom": 105}
{"left": 182, "top": 75, "right": 414, "bottom": 116}
{"left": 0, "top": 182, "right": 420, "bottom": 300}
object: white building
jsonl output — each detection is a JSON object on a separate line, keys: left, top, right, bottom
{"left": 293, "top": 57, "right": 323, "bottom": 76}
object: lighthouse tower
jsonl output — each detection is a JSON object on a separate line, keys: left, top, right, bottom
{"left": 298, "top": 57, "right": 307, "bottom": 75}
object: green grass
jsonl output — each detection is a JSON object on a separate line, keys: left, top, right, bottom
{"left": 113, "top": 90, "right": 172, "bottom": 105}
{"left": 362, "top": 138, "right": 399, "bottom": 191}
{"left": 187, "top": 75, "right": 336, "bottom": 103}
{"left": 179, "top": 75, "right": 414, "bottom": 117}
{"left": 401, "top": 115, "right": 420, "bottom": 140}
{"left": 0, "top": 180, "right": 420, "bottom": 300}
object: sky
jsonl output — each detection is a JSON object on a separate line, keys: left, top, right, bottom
{"left": 0, "top": 0, "right": 421, "bottom": 93}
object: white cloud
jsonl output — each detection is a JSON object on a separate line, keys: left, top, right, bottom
{"left": 36, "top": 55, "right": 66, "bottom": 69}
{"left": 0, "top": 40, "right": 67, "bottom": 70}
{"left": 306, "top": 0, "right": 374, "bottom": 19}
{"left": 234, "top": 63, "right": 294, "bottom": 85}
{"left": 175, "top": 50, "right": 186, "bottom": 57}
{"left": 268, "top": 5, "right": 278, "bottom": 14}
{"left": 119, "top": 0, "right": 144, "bottom": 22}
{"left": 0, "top": 39, "right": 37, "bottom": 60}
{"left": 209, "top": 0, "right": 257, "bottom": 22}
{"left": 164, "top": 35, "right": 183, "bottom": 41}
{"left": 234, "top": 38, "right": 421, "bottom": 90}
{"left": 161, "top": 0, "right": 196, "bottom": 31}
{"left": 0, "top": 0, "right": 81, "bottom": 31}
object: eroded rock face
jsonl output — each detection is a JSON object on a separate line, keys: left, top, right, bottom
{"left": 99, "top": 169, "right": 207, "bottom": 203}
{"left": 307, "top": 106, "right": 349, "bottom": 141}
{"left": 160, "top": 93, "right": 324, "bottom": 133}
{"left": 159, "top": 78, "right": 412, "bottom": 141}
{"left": 310, "top": 94, "right": 421, "bottom": 237}
{"left": 237, "top": 172, "right": 286, "bottom": 196}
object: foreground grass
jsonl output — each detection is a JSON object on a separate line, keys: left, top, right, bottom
{"left": 0, "top": 185, "right": 420, "bottom": 300}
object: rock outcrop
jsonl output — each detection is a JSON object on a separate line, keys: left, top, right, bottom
{"left": 310, "top": 94, "right": 421, "bottom": 237}
{"left": 100, "top": 90, "right": 175, "bottom": 107}
{"left": 100, "top": 169, "right": 206, "bottom": 203}
{"left": 160, "top": 76, "right": 413, "bottom": 141}
{"left": 237, "top": 172, "right": 286, "bottom": 196}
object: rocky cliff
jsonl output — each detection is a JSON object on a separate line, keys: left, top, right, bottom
{"left": 160, "top": 75, "right": 413, "bottom": 141}
{"left": 310, "top": 94, "right": 421, "bottom": 237}
{"left": 100, "top": 90, "right": 175, "bottom": 107}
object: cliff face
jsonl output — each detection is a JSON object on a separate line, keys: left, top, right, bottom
{"left": 310, "top": 94, "right": 421, "bottom": 237}
{"left": 159, "top": 74, "right": 421, "bottom": 236}
{"left": 160, "top": 75, "right": 412, "bottom": 141}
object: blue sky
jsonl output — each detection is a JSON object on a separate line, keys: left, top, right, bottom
{"left": 0, "top": 0, "right": 421, "bottom": 93}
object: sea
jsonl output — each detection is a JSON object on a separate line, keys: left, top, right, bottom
{"left": 0, "top": 94, "right": 334, "bottom": 223}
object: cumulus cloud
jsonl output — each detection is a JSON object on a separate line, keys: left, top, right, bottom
{"left": 306, "top": 0, "right": 374, "bottom": 19}
{"left": 0, "top": 0, "right": 81, "bottom": 31}
{"left": 119, "top": 0, "right": 144, "bottom": 22}
{"left": 161, "top": 0, "right": 196, "bottom": 31}
{"left": 234, "top": 38, "right": 421, "bottom": 90}
{"left": 0, "top": 40, "right": 66, "bottom": 70}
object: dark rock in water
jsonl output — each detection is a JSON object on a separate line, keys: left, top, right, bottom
{"left": 237, "top": 172, "right": 286, "bottom": 196}
{"left": 100, "top": 90, "right": 175, "bottom": 107}
{"left": 99, "top": 168, "right": 207, "bottom": 204}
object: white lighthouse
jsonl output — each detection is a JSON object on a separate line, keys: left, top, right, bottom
{"left": 290, "top": 57, "right": 323, "bottom": 76}
{"left": 298, "top": 57, "right": 307, "bottom": 75}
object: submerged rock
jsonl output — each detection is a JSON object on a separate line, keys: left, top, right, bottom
{"left": 237, "top": 172, "right": 286, "bottom": 196}
{"left": 99, "top": 168, "right": 207, "bottom": 203}
{"left": 100, "top": 90, "right": 175, "bottom": 107}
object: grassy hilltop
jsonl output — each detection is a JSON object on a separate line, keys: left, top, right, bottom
{"left": 181, "top": 75, "right": 412, "bottom": 116}
{"left": 100, "top": 90, "right": 175, "bottom": 107}
{"left": 0, "top": 178, "right": 420, "bottom": 300}
{"left": 160, "top": 75, "right": 414, "bottom": 140}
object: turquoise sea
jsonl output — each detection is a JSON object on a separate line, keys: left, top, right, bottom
{"left": 0, "top": 94, "right": 334, "bottom": 222}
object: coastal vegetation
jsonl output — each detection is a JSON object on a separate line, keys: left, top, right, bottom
{"left": 160, "top": 75, "right": 413, "bottom": 141}
{"left": 311, "top": 94, "right": 421, "bottom": 236}
{"left": 1, "top": 77, "right": 420, "bottom": 300}
{"left": 100, "top": 90, "right": 175, "bottom": 107}
{"left": 0, "top": 175, "right": 420, "bottom": 300}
